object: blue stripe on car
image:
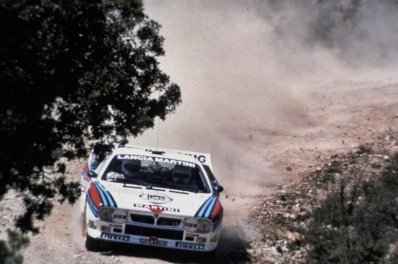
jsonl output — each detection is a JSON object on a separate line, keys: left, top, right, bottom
{"left": 105, "top": 190, "right": 116, "bottom": 208}
{"left": 94, "top": 181, "right": 117, "bottom": 208}
{"left": 204, "top": 197, "right": 217, "bottom": 218}
{"left": 97, "top": 182, "right": 117, "bottom": 208}
{"left": 196, "top": 196, "right": 216, "bottom": 218}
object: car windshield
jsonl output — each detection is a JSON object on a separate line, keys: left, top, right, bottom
{"left": 101, "top": 154, "right": 211, "bottom": 193}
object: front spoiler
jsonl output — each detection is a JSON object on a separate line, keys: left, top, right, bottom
{"left": 87, "top": 227, "right": 219, "bottom": 252}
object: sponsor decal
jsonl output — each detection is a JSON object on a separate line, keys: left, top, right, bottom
{"left": 139, "top": 238, "right": 167, "bottom": 246}
{"left": 183, "top": 218, "right": 198, "bottom": 233}
{"left": 133, "top": 203, "right": 180, "bottom": 213}
{"left": 193, "top": 155, "right": 206, "bottom": 164}
{"left": 100, "top": 233, "right": 130, "bottom": 242}
{"left": 117, "top": 155, "right": 195, "bottom": 168}
{"left": 149, "top": 206, "right": 164, "bottom": 213}
{"left": 139, "top": 193, "right": 173, "bottom": 204}
{"left": 175, "top": 242, "right": 205, "bottom": 250}
{"left": 112, "top": 209, "right": 127, "bottom": 224}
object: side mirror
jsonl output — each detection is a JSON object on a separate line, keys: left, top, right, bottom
{"left": 88, "top": 171, "right": 98, "bottom": 178}
{"left": 214, "top": 185, "right": 224, "bottom": 193}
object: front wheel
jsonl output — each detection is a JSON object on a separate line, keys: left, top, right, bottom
{"left": 85, "top": 235, "right": 101, "bottom": 251}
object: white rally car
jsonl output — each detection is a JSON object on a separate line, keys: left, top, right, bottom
{"left": 80, "top": 143, "right": 224, "bottom": 252}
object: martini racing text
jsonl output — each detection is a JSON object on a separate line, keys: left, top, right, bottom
{"left": 117, "top": 154, "right": 196, "bottom": 168}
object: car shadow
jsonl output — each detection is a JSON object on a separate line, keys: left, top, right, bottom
{"left": 100, "top": 226, "right": 251, "bottom": 263}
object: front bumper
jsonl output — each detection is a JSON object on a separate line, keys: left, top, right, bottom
{"left": 85, "top": 212, "right": 221, "bottom": 252}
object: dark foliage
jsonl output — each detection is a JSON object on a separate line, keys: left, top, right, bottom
{"left": 0, "top": 0, "right": 180, "bottom": 261}
{"left": 0, "top": 230, "right": 29, "bottom": 264}
{"left": 303, "top": 153, "right": 398, "bottom": 263}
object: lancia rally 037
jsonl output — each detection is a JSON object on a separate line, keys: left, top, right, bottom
{"left": 80, "top": 143, "right": 224, "bottom": 252}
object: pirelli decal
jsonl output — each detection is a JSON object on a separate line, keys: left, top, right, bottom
{"left": 100, "top": 233, "right": 130, "bottom": 242}
{"left": 175, "top": 242, "right": 205, "bottom": 250}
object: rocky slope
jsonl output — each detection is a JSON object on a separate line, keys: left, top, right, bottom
{"left": 249, "top": 129, "right": 398, "bottom": 263}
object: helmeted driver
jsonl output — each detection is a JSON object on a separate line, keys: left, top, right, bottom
{"left": 122, "top": 159, "right": 141, "bottom": 178}
{"left": 172, "top": 165, "right": 192, "bottom": 184}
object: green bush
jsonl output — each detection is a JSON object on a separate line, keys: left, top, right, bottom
{"left": 303, "top": 153, "right": 398, "bottom": 263}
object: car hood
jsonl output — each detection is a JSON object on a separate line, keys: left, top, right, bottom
{"left": 100, "top": 181, "right": 214, "bottom": 217}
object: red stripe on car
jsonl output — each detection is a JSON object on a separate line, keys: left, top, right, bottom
{"left": 210, "top": 199, "right": 222, "bottom": 221}
{"left": 88, "top": 182, "right": 103, "bottom": 208}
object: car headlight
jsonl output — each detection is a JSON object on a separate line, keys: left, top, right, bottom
{"left": 99, "top": 208, "right": 128, "bottom": 223}
{"left": 197, "top": 218, "right": 213, "bottom": 233}
{"left": 183, "top": 218, "right": 213, "bottom": 233}
{"left": 112, "top": 209, "right": 128, "bottom": 224}
{"left": 99, "top": 207, "right": 115, "bottom": 222}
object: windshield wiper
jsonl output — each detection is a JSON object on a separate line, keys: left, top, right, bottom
{"left": 122, "top": 178, "right": 146, "bottom": 188}
{"left": 169, "top": 189, "right": 189, "bottom": 195}
{"left": 145, "top": 185, "right": 167, "bottom": 192}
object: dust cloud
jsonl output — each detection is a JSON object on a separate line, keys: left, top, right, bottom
{"left": 133, "top": 0, "right": 398, "bottom": 197}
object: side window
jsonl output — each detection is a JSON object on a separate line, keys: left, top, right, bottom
{"left": 101, "top": 158, "right": 122, "bottom": 179}
{"left": 194, "top": 168, "right": 210, "bottom": 193}
{"left": 203, "top": 165, "right": 219, "bottom": 187}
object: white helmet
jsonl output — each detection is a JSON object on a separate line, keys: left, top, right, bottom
{"left": 172, "top": 165, "right": 192, "bottom": 184}
{"left": 122, "top": 160, "right": 141, "bottom": 177}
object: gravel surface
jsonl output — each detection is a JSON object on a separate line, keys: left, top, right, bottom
{"left": 1, "top": 82, "right": 393, "bottom": 263}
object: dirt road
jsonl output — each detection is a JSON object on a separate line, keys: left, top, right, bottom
{"left": 13, "top": 80, "right": 397, "bottom": 264}
{"left": 2, "top": 1, "right": 398, "bottom": 263}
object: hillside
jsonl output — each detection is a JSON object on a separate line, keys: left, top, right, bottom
{"left": 250, "top": 129, "right": 398, "bottom": 263}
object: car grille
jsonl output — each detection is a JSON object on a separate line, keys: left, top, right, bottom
{"left": 129, "top": 214, "right": 182, "bottom": 227}
{"left": 157, "top": 217, "right": 182, "bottom": 226}
{"left": 125, "top": 225, "right": 184, "bottom": 240}
{"left": 130, "top": 214, "right": 155, "bottom": 224}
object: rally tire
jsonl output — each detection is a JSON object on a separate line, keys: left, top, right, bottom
{"left": 85, "top": 235, "right": 101, "bottom": 251}
{"left": 199, "top": 248, "right": 218, "bottom": 262}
